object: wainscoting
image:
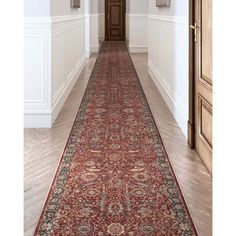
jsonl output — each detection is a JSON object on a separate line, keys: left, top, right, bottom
{"left": 127, "top": 14, "right": 148, "bottom": 53}
{"left": 24, "top": 15, "right": 86, "bottom": 128}
{"left": 24, "top": 17, "right": 52, "bottom": 128}
{"left": 148, "top": 15, "right": 189, "bottom": 136}
{"left": 52, "top": 15, "right": 86, "bottom": 125}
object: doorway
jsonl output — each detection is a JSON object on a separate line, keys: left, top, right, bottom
{"left": 105, "top": 0, "right": 126, "bottom": 41}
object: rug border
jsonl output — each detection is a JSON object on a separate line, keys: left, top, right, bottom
{"left": 33, "top": 42, "right": 200, "bottom": 235}
{"left": 127, "top": 48, "right": 200, "bottom": 236}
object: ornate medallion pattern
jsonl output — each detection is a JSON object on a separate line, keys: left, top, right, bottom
{"left": 34, "top": 42, "right": 198, "bottom": 235}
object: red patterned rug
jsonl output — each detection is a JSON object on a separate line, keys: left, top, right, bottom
{"left": 34, "top": 42, "right": 198, "bottom": 235}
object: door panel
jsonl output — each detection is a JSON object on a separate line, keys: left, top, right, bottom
{"left": 193, "top": 0, "right": 212, "bottom": 173}
{"left": 105, "top": 0, "right": 126, "bottom": 41}
{"left": 199, "top": 96, "right": 212, "bottom": 147}
{"left": 201, "top": 0, "right": 212, "bottom": 84}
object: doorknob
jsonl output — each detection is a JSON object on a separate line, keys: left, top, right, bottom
{"left": 107, "top": 14, "right": 110, "bottom": 19}
{"left": 190, "top": 22, "right": 199, "bottom": 43}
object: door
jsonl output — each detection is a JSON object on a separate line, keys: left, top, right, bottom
{"left": 105, "top": 0, "right": 126, "bottom": 41}
{"left": 189, "top": 0, "right": 212, "bottom": 173}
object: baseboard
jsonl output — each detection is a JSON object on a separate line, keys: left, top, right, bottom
{"left": 85, "top": 51, "right": 91, "bottom": 58}
{"left": 24, "top": 112, "right": 52, "bottom": 128}
{"left": 99, "top": 37, "right": 104, "bottom": 43}
{"left": 148, "top": 61, "right": 188, "bottom": 137}
{"left": 91, "top": 46, "right": 99, "bottom": 53}
{"left": 129, "top": 46, "right": 148, "bottom": 53}
{"left": 188, "top": 120, "right": 195, "bottom": 148}
{"left": 51, "top": 55, "right": 86, "bottom": 124}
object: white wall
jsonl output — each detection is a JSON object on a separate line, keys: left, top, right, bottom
{"left": 91, "top": 0, "right": 99, "bottom": 13}
{"left": 85, "top": 0, "right": 91, "bottom": 56}
{"left": 99, "top": 0, "right": 105, "bottom": 13}
{"left": 128, "top": 0, "right": 148, "bottom": 14}
{"left": 149, "top": 0, "right": 187, "bottom": 16}
{"left": 148, "top": 0, "right": 189, "bottom": 136}
{"left": 89, "top": 0, "right": 99, "bottom": 51}
{"left": 24, "top": 0, "right": 50, "bottom": 16}
{"left": 98, "top": 0, "right": 105, "bottom": 41}
{"left": 51, "top": 0, "right": 85, "bottom": 16}
{"left": 126, "top": 0, "right": 148, "bottom": 53}
{"left": 24, "top": 0, "right": 87, "bottom": 128}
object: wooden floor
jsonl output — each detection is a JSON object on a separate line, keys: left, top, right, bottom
{"left": 24, "top": 53, "right": 212, "bottom": 236}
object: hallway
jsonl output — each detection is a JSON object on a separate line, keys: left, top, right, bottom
{"left": 24, "top": 45, "right": 211, "bottom": 235}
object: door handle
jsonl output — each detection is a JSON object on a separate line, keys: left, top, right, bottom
{"left": 190, "top": 22, "right": 199, "bottom": 43}
{"left": 107, "top": 14, "right": 110, "bottom": 19}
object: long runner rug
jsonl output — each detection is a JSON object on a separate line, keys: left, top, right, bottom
{"left": 34, "top": 42, "right": 198, "bottom": 236}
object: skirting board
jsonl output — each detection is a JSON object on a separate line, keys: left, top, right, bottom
{"left": 91, "top": 46, "right": 99, "bottom": 53}
{"left": 129, "top": 45, "right": 148, "bottom": 53}
{"left": 85, "top": 51, "right": 91, "bottom": 58}
{"left": 24, "top": 113, "right": 52, "bottom": 128}
{"left": 99, "top": 37, "right": 105, "bottom": 43}
{"left": 148, "top": 61, "right": 188, "bottom": 137}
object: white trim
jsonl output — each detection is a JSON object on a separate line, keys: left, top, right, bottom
{"left": 148, "top": 15, "right": 187, "bottom": 26}
{"left": 24, "top": 114, "right": 52, "bottom": 128}
{"left": 127, "top": 14, "right": 148, "bottom": 18}
{"left": 89, "top": 13, "right": 100, "bottom": 17}
{"left": 99, "top": 37, "right": 105, "bottom": 42}
{"left": 148, "top": 60, "right": 188, "bottom": 137}
{"left": 51, "top": 15, "right": 85, "bottom": 24}
{"left": 148, "top": 15, "right": 188, "bottom": 38}
{"left": 85, "top": 51, "right": 91, "bottom": 58}
{"left": 129, "top": 46, "right": 148, "bottom": 53}
{"left": 52, "top": 15, "right": 85, "bottom": 37}
{"left": 90, "top": 46, "right": 99, "bottom": 53}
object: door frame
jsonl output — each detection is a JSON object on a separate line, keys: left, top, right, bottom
{"left": 188, "top": 0, "right": 196, "bottom": 148}
{"left": 105, "top": 0, "right": 126, "bottom": 41}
